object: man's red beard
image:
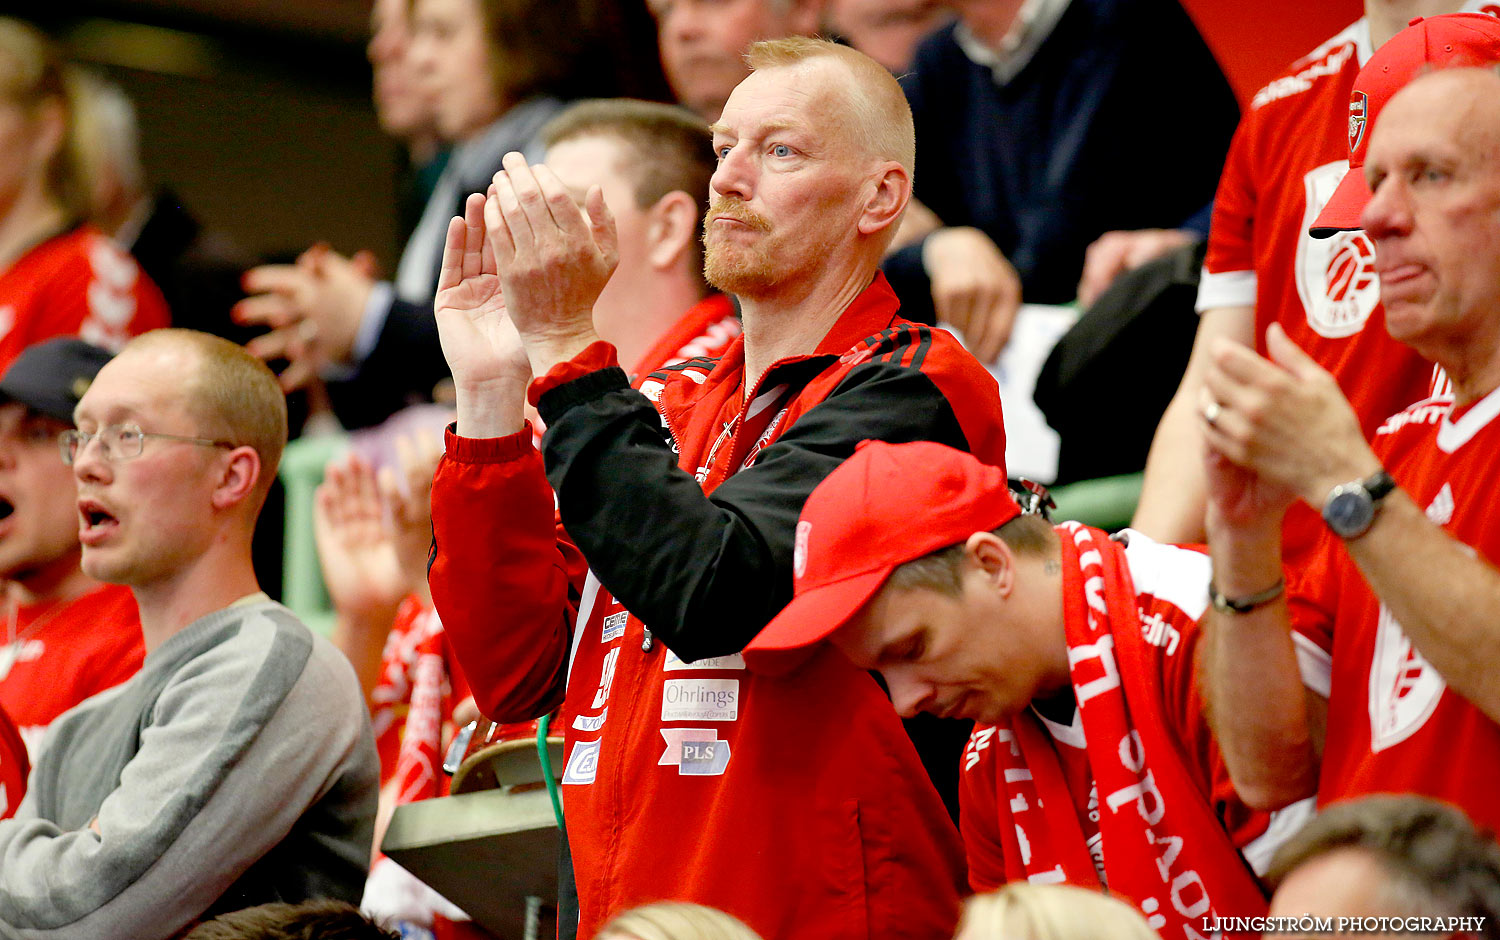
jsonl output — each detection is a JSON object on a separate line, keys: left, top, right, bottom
{"left": 703, "top": 197, "right": 777, "bottom": 295}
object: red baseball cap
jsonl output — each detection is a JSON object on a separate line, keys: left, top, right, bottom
{"left": 746, "top": 440, "right": 1020, "bottom": 654}
{"left": 1310, "top": 12, "right": 1500, "bottom": 239}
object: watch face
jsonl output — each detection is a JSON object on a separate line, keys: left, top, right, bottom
{"left": 1325, "top": 487, "right": 1374, "bottom": 537}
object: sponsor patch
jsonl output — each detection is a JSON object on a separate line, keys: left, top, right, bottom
{"left": 561, "top": 739, "right": 601, "bottom": 785}
{"left": 658, "top": 728, "right": 732, "bottom": 776}
{"left": 663, "top": 650, "right": 745, "bottom": 672}
{"left": 572, "top": 708, "right": 607, "bottom": 732}
{"left": 661, "top": 678, "right": 739, "bottom": 722}
{"left": 601, "top": 612, "right": 628, "bottom": 643}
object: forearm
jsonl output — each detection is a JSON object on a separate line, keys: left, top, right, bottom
{"left": 429, "top": 429, "right": 581, "bottom": 720}
{"left": 1132, "top": 383, "right": 1212, "bottom": 542}
{"left": 1205, "top": 511, "right": 1320, "bottom": 809}
{"left": 1345, "top": 491, "right": 1500, "bottom": 719}
{"left": 539, "top": 359, "right": 991, "bottom": 661}
{"left": 1133, "top": 304, "right": 1255, "bottom": 541}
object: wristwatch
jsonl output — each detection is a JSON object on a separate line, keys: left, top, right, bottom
{"left": 1321, "top": 469, "right": 1397, "bottom": 539}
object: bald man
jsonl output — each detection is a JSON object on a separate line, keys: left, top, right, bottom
{"left": 1203, "top": 66, "right": 1500, "bottom": 838}
{"left": 430, "top": 38, "right": 1006, "bottom": 940}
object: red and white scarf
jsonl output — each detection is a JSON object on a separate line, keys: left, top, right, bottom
{"left": 989, "top": 523, "right": 1266, "bottom": 938}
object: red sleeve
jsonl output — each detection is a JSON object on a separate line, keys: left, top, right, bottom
{"left": 1199, "top": 115, "right": 1260, "bottom": 310}
{"left": 526, "top": 341, "right": 621, "bottom": 407}
{"left": 428, "top": 422, "right": 589, "bottom": 722}
{"left": 959, "top": 725, "right": 1009, "bottom": 893}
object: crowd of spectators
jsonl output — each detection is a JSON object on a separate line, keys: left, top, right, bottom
{"left": 4, "top": 1, "right": 1500, "bottom": 939}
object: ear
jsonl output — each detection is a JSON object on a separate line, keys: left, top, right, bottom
{"left": 964, "top": 530, "right": 1016, "bottom": 598}
{"left": 857, "top": 161, "right": 912, "bottom": 237}
{"left": 210, "top": 446, "right": 262, "bottom": 511}
{"left": 645, "top": 190, "right": 700, "bottom": 272}
{"left": 29, "top": 98, "right": 66, "bottom": 172}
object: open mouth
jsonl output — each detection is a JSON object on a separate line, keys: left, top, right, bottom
{"left": 0, "top": 498, "right": 13, "bottom": 522}
{"left": 78, "top": 499, "right": 119, "bottom": 544}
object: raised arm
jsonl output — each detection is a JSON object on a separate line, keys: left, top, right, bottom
{"left": 426, "top": 190, "right": 584, "bottom": 721}
{"left": 1132, "top": 303, "right": 1255, "bottom": 542}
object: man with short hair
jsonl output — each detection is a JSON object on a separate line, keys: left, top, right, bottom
{"left": 0, "top": 330, "right": 378, "bottom": 940}
{"left": 1201, "top": 65, "right": 1500, "bottom": 834}
{"left": 745, "top": 440, "right": 1298, "bottom": 934}
{"left": 0, "top": 338, "right": 142, "bottom": 759}
{"left": 539, "top": 98, "right": 741, "bottom": 376}
{"left": 430, "top": 38, "right": 1005, "bottom": 939}
{"left": 1266, "top": 796, "right": 1500, "bottom": 934}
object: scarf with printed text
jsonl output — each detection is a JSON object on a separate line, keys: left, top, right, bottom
{"left": 988, "top": 523, "right": 1266, "bottom": 939}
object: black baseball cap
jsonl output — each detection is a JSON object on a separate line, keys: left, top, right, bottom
{"left": 0, "top": 338, "right": 114, "bottom": 425}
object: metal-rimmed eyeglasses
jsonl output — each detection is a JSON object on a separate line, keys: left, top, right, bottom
{"left": 58, "top": 424, "right": 237, "bottom": 466}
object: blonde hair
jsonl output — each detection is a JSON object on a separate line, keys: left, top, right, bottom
{"left": 121, "top": 330, "right": 288, "bottom": 507}
{"left": 0, "top": 18, "right": 90, "bottom": 223}
{"left": 595, "top": 902, "right": 763, "bottom": 940}
{"left": 744, "top": 36, "right": 915, "bottom": 175}
{"left": 954, "top": 885, "right": 1160, "bottom": 940}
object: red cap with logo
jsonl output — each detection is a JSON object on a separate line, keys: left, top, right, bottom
{"left": 746, "top": 440, "right": 1020, "bottom": 654}
{"left": 1310, "top": 12, "right": 1500, "bottom": 239}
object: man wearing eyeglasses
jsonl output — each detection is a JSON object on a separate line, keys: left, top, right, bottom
{"left": 0, "top": 329, "right": 379, "bottom": 940}
{"left": 0, "top": 339, "right": 142, "bottom": 764}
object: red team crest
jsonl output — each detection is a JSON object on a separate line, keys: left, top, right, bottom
{"left": 1348, "top": 91, "right": 1368, "bottom": 155}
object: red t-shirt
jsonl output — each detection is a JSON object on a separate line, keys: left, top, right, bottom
{"left": 1198, "top": 18, "right": 1463, "bottom": 565}
{"left": 0, "top": 226, "right": 170, "bottom": 375}
{"left": 960, "top": 536, "right": 1296, "bottom": 892}
{"left": 369, "top": 594, "right": 471, "bottom": 788}
{"left": 0, "top": 583, "right": 143, "bottom": 759}
{"left": 1289, "top": 388, "right": 1500, "bottom": 833}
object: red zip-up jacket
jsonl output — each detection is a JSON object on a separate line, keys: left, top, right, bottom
{"left": 431, "top": 274, "right": 1006, "bottom": 940}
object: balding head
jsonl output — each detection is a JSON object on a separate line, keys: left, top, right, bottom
{"left": 1359, "top": 66, "right": 1500, "bottom": 386}
{"left": 122, "top": 330, "right": 288, "bottom": 510}
{"left": 745, "top": 36, "right": 915, "bottom": 175}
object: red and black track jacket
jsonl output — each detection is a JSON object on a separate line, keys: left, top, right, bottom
{"left": 430, "top": 274, "right": 1007, "bottom": 940}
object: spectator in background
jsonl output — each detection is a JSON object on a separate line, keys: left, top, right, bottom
{"left": 540, "top": 98, "right": 740, "bottom": 377}
{"left": 1201, "top": 65, "right": 1500, "bottom": 839}
{"left": 0, "top": 338, "right": 141, "bottom": 760}
{"left": 954, "top": 885, "right": 1159, "bottom": 940}
{"left": 596, "top": 903, "right": 764, "bottom": 940}
{"left": 368, "top": 0, "right": 448, "bottom": 244}
{"left": 0, "top": 18, "right": 168, "bottom": 374}
{"left": 70, "top": 70, "right": 259, "bottom": 344}
{"left": 0, "top": 330, "right": 377, "bottom": 939}
{"left": 184, "top": 900, "right": 398, "bottom": 940}
{"left": 1266, "top": 796, "right": 1500, "bottom": 936}
{"left": 429, "top": 38, "right": 1003, "bottom": 939}
{"left": 1132, "top": 2, "right": 1487, "bottom": 549}
{"left": 824, "top": 0, "right": 952, "bottom": 73}
{"left": 646, "top": 0, "right": 821, "bottom": 122}
{"left": 236, "top": 0, "right": 661, "bottom": 430}
{"left": 884, "top": 0, "right": 1237, "bottom": 353}
{"left": 745, "top": 441, "right": 1288, "bottom": 931}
